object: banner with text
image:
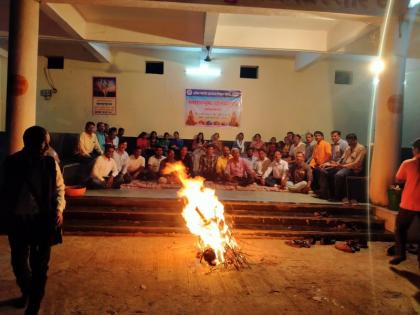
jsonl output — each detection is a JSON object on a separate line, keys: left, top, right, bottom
{"left": 92, "top": 77, "right": 117, "bottom": 115}
{"left": 185, "top": 89, "right": 241, "bottom": 127}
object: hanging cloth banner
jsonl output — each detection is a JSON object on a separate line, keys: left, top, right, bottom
{"left": 92, "top": 77, "right": 117, "bottom": 115}
{"left": 185, "top": 89, "right": 241, "bottom": 127}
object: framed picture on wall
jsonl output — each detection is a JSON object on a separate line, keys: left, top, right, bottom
{"left": 92, "top": 77, "right": 117, "bottom": 115}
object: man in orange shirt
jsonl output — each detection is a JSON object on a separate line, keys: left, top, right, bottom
{"left": 310, "top": 131, "right": 332, "bottom": 191}
{"left": 390, "top": 138, "right": 420, "bottom": 266}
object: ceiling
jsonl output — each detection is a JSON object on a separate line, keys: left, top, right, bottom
{"left": 0, "top": 0, "right": 419, "bottom": 68}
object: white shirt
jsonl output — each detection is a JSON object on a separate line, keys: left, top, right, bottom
{"left": 148, "top": 155, "right": 166, "bottom": 173}
{"left": 91, "top": 155, "right": 118, "bottom": 181}
{"left": 263, "top": 159, "right": 289, "bottom": 180}
{"left": 233, "top": 139, "right": 245, "bottom": 154}
{"left": 244, "top": 156, "right": 257, "bottom": 170}
{"left": 254, "top": 157, "right": 270, "bottom": 176}
{"left": 113, "top": 150, "right": 129, "bottom": 174}
{"left": 113, "top": 136, "right": 119, "bottom": 148}
{"left": 289, "top": 142, "right": 305, "bottom": 159}
{"left": 79, "top": 132, "right": 103, "bottom": 156}
{"left": 127, "top": 155, "right": 145, "bottom": 173}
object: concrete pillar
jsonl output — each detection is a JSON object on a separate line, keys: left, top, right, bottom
{"left": 5, "top": 0, "right": 40, "bottom": 154}
{"left": 369, "top": 0, "right": 412, "bottom": 206}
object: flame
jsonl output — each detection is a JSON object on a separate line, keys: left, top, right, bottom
{"left": 163, "top": 162, "right": 238, "bottom": 264}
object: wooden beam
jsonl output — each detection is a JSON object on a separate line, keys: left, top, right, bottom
{"left": 41, "top": 3, "right": 112, "bottom": 62}
{"left": 327, "top": 20, "right": 377, "bottom": 52}
{"left": 203, "top": 12, "right": 219, "bottom": 46}
{"left": 294, "top": 52, "right": 322, "bottom": 71}
{"left": 45, "top": 0, "right": 386, "bottom": 18}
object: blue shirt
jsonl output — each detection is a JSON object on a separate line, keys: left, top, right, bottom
{"left": 331, "top": 138, "right": 349, "bottom": 161}
{"left": 96, "top": 132, "right": 106, "bottom": 152}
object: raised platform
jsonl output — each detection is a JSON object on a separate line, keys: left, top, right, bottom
{"left": 64, "top": 189, "right": 393, "bottom": 241}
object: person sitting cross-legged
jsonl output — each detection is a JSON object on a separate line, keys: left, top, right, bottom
{"left": 106, "top": 127, "right": 119, "bottom": 148}
{"left": 254, "top": 149, "right": 271, "bottom": 185}
{"left": 288, "top": 134, "right": 306, "bottom": 164}
{"left": 287, "top": 152, "right": 313, "bottom": 193}
{"left": 244, "top": 146, "right": 257, "bottom": 169}
{"left": 147, "top": 146, "right": 166, "bottom": 180}
{"left": 317, "top": 133, "right": 366, "bottom": 201}
{"left": 127, "top": 147, "right": 146, "bottom": 180}
{"left": 178, "top": 146, "right": 193, "bottom": 176}
{"left": 113, "top": 139, "right": 131, "bottom": 184}
{"left": 262, "top": 150, "right": 289, "bottom": 189}
{"left": 224, "top": 148, "right": 256, "bottom": 186}
{"left": 199, "top": 145, "right": 218, "bottom": 181}
{"left": 216, "top": 146, "right": 232, "bottom": 181}
{"left": 158, "top": 149, "right": 179, "bottom": 184}
{"left": 89, "top": 144, "right": 122, "bottom": 189}
{"left": 170, "top": 131, "right": 184, "bottom": 154}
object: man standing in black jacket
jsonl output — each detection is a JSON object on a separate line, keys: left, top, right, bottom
{"left": 1, "top": 126, "right": 66, "bottom": 315}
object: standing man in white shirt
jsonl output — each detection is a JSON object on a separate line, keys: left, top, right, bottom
{"left": 113, "top": 139, "right": 130, "bottom": 184}
{"left": 262, "top": 150, "right": 289, "bottom": 189}
{"left": 127, "top": 147, "right": 146, "bottom": 180}
{"left": 77, "top": 121, "right": 103, "bottom": 160}
{"left": 89, "top": 144, "right": 120, "bottom": 189}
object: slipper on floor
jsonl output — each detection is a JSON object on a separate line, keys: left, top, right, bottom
{"left": 335, "top": 243, "right": 355, "bottom": 253}
{"left": 285, "top": 240, "right": 312, "bottom": 248}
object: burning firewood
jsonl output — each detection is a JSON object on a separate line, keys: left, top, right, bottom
{"left": 163, "top": 162, "right": 250, "bottom": 269}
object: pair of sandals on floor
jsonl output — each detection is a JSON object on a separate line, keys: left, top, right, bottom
{"left": 285, "top": 237, "right": 336, "bottom": 248}
{"left": 286, "top": 238, "right": 368, "bottom": 253}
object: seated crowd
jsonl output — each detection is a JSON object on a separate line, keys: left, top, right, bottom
{"left": 75, "top": 121, "right": 367, "bottom": 201}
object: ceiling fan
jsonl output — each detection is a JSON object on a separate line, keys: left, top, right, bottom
{"left": 204, "top": 45, "right": 213, "bottom": 62}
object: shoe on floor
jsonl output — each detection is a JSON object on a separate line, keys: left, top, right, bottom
{"left": 285, "top": 240, "right": 312, "bottom": 248}
{"left": 389, "top": 256, "right": 406, "bottom": 265}
{"left": 12, "top": 294, "right": 28, "bottom": 309}
{"left": 335, "top": 243, "right": 355, "bottom": 253}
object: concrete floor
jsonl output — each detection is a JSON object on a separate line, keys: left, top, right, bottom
{"left": 0, "top": 236, "right": 418, "bottom": 315}
{"left": 86, "top": 188, "right": 347, "bottom": 204}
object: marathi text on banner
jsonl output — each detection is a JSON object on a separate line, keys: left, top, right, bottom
{"left": 185, "top": 89, "right": 242, "bottom": 128}
{"left": 92, "top": 77, "right": 117, "bottom": 115}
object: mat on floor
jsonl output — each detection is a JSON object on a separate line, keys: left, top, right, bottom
{"left": 121, "top": 180, "right": 282, "bottom": 192}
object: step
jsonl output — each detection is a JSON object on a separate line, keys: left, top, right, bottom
{"left": 64, "top": 209, "right": 385, "bottom": 231}
{"left": 63, "top": 218, "right": 385, "bottom": 233}
{"left": 66, "top": 205, "right": 373, "bottom": 217}
{"left": 62, "top": 224, "right": 394, "bottom": 241}
{"left": 66, "top": 196, "right": 372, "bottom": 214}
{"left": 66, "top": 203, "right": 373, "bottom": 216}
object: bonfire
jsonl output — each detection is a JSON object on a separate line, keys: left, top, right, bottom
{"left": 163, "top": 162, "right": 249, "bottom": 269}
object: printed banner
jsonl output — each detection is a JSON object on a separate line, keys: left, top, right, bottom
{"left": 92, "top": 77, "right": 117, "bottom": 115}
{"left": 185, "top": 89, "right": 241, "bottom": 127}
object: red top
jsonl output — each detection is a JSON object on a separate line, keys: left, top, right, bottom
{"left": 136, "top": 138, "right": 150, "bottom": 150}
{"left": 396, "top": 158, "right": 420, "bottom": 211}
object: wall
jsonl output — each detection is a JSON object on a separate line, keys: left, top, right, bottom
{"left": 35, "top": 49, "right": 369, "bottom": 143}
{"left": 0, "top": 48, "right": 415, "bottom": 145}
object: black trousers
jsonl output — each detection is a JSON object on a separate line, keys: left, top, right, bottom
{"left": 8, "top": 218, "right": 52, "bottom": 310}
{"left": 395, "top": 208, "right": 420, "bottom": 260}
